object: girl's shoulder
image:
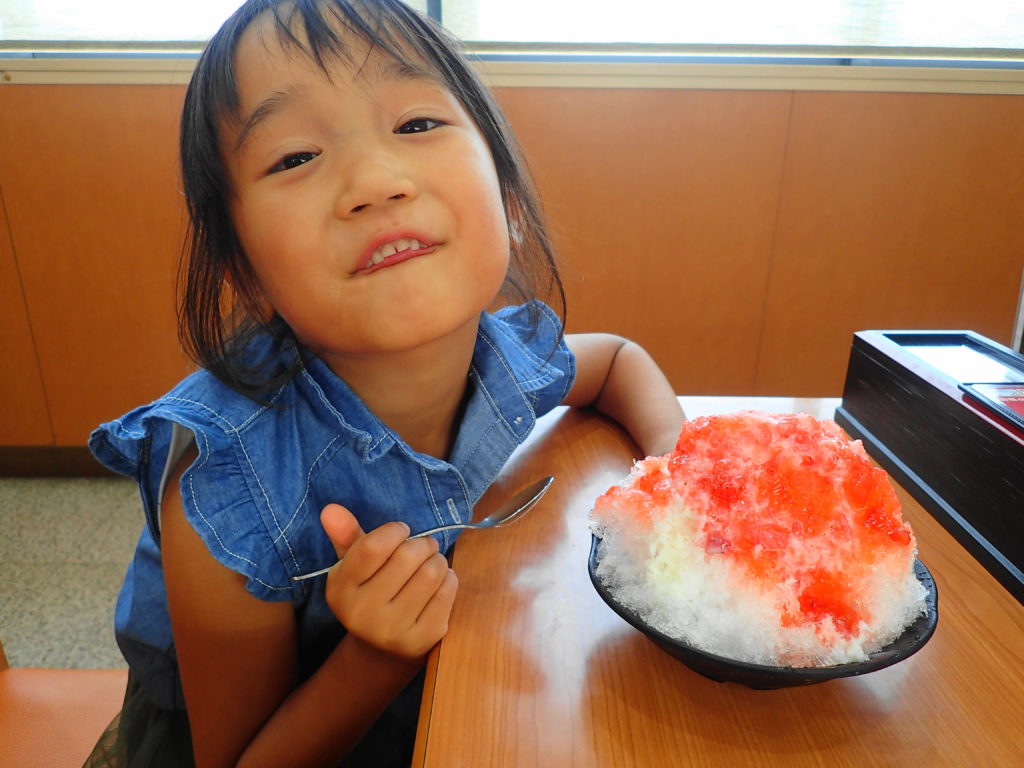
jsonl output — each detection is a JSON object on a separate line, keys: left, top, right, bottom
{"left": 479, "top": 300, "right": 575, "bottom": 411}
{"left": 89, "top": 368, "right": 328, "bottom": 601}
{"left": 89, "top": 366, "right": 283, "bottom": 476}
{"left": 491, "top": 299, "right": 563, "bottom": 342}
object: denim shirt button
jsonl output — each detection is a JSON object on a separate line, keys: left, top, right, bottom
{"left": 513, "top": 416, "right": 524, "bottom": 425}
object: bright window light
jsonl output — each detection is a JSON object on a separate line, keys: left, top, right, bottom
{"left": 1, "top": 0, "right": 1021, "bottom": 51}
{"left": 1, "top": 0, "right": 246, "bottom": 41}
{"left": 444, "top": 0, "right": 1024, "bottom": 50}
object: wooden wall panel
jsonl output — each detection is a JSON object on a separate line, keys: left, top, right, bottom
{"left": 759, "top": 91, "right": 1024, "bottom": 396}
{"left": 0, "top": 85, "right": 192, "bottom": 445}
{"left": 496, "top": 88, "right": 792, "bottom": 395}
{"left": 0, "top": 158, "right": 53, "bottom": 446}
{"left": 2, "top": 83, "right": 1023, "bottom": 449}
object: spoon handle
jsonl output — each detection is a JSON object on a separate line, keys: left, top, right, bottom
{"left": 290, "top": 523, "right": 471, "bottom": 582}
{"left": 290, "top": 476, "right": 553, "bottom": 583}
{"left": 406, "top": 522, "right": 471, "bottom": 540}
{"left": 291, "top": 565, "right": 334, "bottom": 582}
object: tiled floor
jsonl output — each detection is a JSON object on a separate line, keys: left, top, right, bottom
{"left": 0, "top": 476, "right": 140, "bottom": 668}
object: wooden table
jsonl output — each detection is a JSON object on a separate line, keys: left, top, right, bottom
{"left": 412, "top": 398, "right": 1024, "bottom": 767}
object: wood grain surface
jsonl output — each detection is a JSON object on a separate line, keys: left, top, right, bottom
{"left": 0, "top": 85, "right": 191, "bottom": 446}
{"left": 758, "top": 91, "right": 1024, "bottom": 396}
{"left": 413, "top": 397, "right": 1024, "bottom": 768}
{"left": 0, "top": 188, "right": 52, "bottom": 445}
{"left": 3, "top": 87, "right": 1023, "bottom": 449}
{"left": 496, "top": 88, "right": 792, "bottom": 396}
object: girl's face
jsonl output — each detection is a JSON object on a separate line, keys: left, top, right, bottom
{"left": 222, "top": 17, "right": 510, "bottom": 367}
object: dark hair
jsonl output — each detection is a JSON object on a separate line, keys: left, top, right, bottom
{"left": 178, "top": 0, "right": 565, "bottom": 398}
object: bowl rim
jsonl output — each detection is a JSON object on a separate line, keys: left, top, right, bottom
{"left": 588, "top": 533, "right": 939, "bottom": 683}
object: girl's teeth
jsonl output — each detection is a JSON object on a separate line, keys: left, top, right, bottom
{"left": 368, "top": 238, "right": 425, "bottom": 267}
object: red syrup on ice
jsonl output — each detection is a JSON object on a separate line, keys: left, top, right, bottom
{"left": 595, "top": 411, "right": 917, "bottom": 643}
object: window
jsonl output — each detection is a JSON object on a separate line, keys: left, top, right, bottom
{"left": 1, "top": 1, "right": 236, "bottom": 43}
{"left": 1, "top": 0, "right": 1021, "bottom": 63}
{"left": 440, "top": 0, "right": 1024, "bottom": 51}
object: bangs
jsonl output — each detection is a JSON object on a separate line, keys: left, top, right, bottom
{"left": 211, "top": 0, "right": 461, "bottom": 128}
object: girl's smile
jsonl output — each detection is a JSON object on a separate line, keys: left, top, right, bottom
{"left": 356, "top": 231, "right": 438, "bottom": 274}
{"left": 222, "top": 15, "right": 510, "bottom": 373}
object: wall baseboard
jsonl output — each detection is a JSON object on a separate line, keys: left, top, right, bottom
{"left": 0, "top": 447, "right": 117, "bottom": 477}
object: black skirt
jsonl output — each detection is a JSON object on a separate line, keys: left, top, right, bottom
{"left": 83, "top": 672, "right": 194, "bottom": 768}
{"left": 83, "top": 669, "right": 423, "bottom": 768}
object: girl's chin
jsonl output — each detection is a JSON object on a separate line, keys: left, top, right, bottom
{"left": 311, "top": 310, "right": 484, "bottom": 359}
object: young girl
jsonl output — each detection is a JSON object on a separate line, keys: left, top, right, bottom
{"left": 86, "top": 1, "right": 684, "bottom": 766}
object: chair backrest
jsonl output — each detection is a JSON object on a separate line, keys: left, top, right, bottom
{"left": 0, "top": 637, "right": 128, "bottom": 768}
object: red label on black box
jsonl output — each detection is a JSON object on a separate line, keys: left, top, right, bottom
{"left": 961, "top": 382, "right": 1024, "bottom": 431}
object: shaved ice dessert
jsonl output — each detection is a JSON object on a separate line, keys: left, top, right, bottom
{"left": 589, "top": 411, "right": 928, "bottom": 668}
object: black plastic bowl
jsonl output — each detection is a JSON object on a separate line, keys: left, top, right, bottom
{"left": 588, "top": 534, "right": 938, "bottom": 689}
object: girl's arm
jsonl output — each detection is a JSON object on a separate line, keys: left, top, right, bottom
{"left": 161, "top": 449, "right": 456, "bottom": 768}
{"left": 563, "top": 333, "right": 686, "bottom": 457}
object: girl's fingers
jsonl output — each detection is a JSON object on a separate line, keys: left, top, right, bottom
{"left": 355, "top": 535, "right": 442, "bottom": 601}
{"left": 389, "top": 550, "right": 450, "bottom": 618}
{"left": 324, "top": 525, "right": 457, "bottom": 657}
{"left": 366, "top": 560, "right": 458, "bottom": 658}
{"left": 411, "top": 567, "right": 459, "bottom": 639}
{"left": 335, "top": 521, "right": 411, "bottom": 584}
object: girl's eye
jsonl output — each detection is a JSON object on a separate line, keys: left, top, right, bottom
{"left": 397, "top": 117, "right": 443, "bottom": 134}
{"left": 270, "top": 151, "right": 318, "bottom": 174}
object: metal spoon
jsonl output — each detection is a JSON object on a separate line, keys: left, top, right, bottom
{"left": 290, "top": 475, "right": 555, "bottom": 582}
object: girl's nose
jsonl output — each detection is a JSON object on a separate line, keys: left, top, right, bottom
{"left": 334, "top": 152, "right": 418, "bottom": 217}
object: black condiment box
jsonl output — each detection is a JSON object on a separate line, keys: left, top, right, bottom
{"left": 835, "top": 330, "right": 1024, "bottom": 604}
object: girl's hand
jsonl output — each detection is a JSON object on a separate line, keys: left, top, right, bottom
{"left": 319, "top": 504, "right": 458, "bottom": 660}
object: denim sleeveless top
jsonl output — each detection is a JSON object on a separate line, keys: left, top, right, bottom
{"left": 89, "top": 302, "right": 574, "bottom": 710}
